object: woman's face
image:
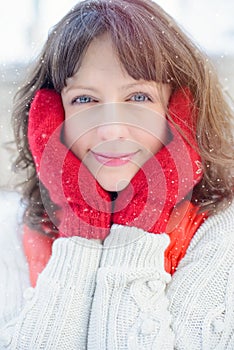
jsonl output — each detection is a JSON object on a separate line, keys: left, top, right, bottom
{"left": 61, "top": 33, "right": 171, "bottom": 191}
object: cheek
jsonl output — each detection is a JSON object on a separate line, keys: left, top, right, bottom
{"left": 70, "top": 140, "right": 86, "bottom": 160}
{"left": 150, "top": 138, "right": 164, "bottom": 154}
{"left": 63, "top": 123, "right": 89, "bottom": 161}
{"left": 141, "top": 133, "right": 164, "bottom": 154}
{"left": 133, "top": 117, "right": 168, "bottom": 154}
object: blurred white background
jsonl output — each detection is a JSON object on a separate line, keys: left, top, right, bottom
{"left": 1, "top": 0, "right": 234, "bottom": 63}
{"left": 0, "top": 0, "right": 234, "bottom": 188}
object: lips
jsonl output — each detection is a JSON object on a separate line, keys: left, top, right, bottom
{"left": 91, "top": 151, "right": 139, "bottom": 167}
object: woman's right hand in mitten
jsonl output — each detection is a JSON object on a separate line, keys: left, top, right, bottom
{"left": 28, "top": 89, "right": 112, "bottom": 240}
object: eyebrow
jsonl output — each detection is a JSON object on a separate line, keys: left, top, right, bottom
{"left": 122, "top": 82, "right": 155, "bottom": 90}
{"left": 64, "top": 81, "right": 156, "bottom": 94}
{"left": 66, "top": 85, "right": 99, "bottom": 94}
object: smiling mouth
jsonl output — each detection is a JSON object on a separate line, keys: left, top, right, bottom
{"left": 91, "top": 151, "right": 139, "bottom": 167}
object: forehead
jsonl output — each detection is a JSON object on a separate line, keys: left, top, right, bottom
{"left": 49, "top": 1, "right": 177, "bottom": 91}
{"left": 78, "top": 34, "right": 122, "bottom": 70}
{"left": 65, "top": 33, "right": 131, "bottom": 84}
{"left": 63, "top": 32, "right": 171, "bottom": 101}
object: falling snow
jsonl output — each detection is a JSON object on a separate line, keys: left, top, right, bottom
{"left": 0, "top": 0, "right": 234, "bottom": 190}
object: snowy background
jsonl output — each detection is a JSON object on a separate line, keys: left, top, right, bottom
{"left": 0, "top": 0, "right": 234, "bottom": 188}
{"left": 1, "top": 0, "right": 234, "bottom": 63}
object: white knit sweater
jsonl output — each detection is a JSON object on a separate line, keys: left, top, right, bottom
{"left": 0, "top": 190, "right": 234, "bottom": 349}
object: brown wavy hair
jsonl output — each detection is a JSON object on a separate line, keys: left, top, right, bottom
{"left": 12, "top": 0, "right": 234, "bottom": 236}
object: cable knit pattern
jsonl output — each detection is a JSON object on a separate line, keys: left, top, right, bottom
{"left": 0, "top": 191, "right": 234, "bottom": 349}
{"left": 88, "top": 225, "right": 174, "bottom": 349}
{"left": 167, "top": 201, "right": 234, "bottom": 350}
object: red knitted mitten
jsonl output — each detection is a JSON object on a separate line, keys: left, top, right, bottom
{"left": 28, "top": 89, "right": 112, "bottom": 239}
{"left": 112, "top": 88, "right": 203, "bottom": 234}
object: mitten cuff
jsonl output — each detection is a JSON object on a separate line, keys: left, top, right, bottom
{"left": 38, "top": 236, "right": 102, "bottom": 295}
{"left": 102, "top": 224, "right": 170, "bottom": 276}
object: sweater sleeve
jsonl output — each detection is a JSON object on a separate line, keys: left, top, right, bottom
{"left": 0, "top": 236, "right": 102, "bottom": 349}
{"left": 167, "top": 202, "right": 234, "bottom": 350}
{"left": 87, "top": 224, "right": 175, "bottom": 350}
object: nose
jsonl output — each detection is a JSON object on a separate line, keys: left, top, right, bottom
{"left": 96, "top": 103, "right": 130, "bottom": 140}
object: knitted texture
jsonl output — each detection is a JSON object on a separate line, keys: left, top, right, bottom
{"left": 167, "top": 201, "right": 234, "bottom": 349}
{"left": 0, "top": 193, "right": 234, "bottom": 349}
{"left": 25, "top": 87, "right": 205, "bottom": 286}
{"left": 2, "top": 235, "right": 103, "bottom": 349}
{"left": 112, "top": 88, "right": 203, "bottom": 234}
{"left": 88, "top": 225, "right": 174, "bottom": 349}
{"left": 23, "top": 200, "right": 206, "bottom": 288}
{"left": 28, "top": 89, "right": 112, "bottom": 239}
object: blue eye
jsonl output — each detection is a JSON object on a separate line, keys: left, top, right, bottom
{"left": 130, "top": 93, "right": 150, "bottom": 102}
{"left": 71, "top": 96, "right": 94, "bottom": 104}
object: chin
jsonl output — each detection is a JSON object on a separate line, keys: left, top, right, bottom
{"left": 89, "top": 162, "right": 141, "bottom": 192}
{"left": 95, "top": 169, "right": 136, "bottom": 192}
{"left": 97, "top": 177, "right": 131, "bottom": 192}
